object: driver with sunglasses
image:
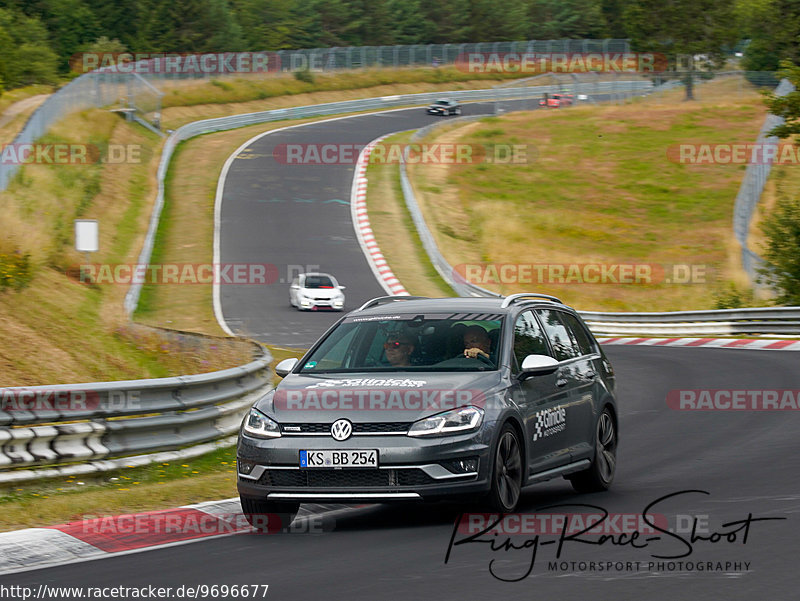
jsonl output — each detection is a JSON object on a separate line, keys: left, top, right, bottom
{"left": 383, "top": 332, "right": 416, "bottom": 367}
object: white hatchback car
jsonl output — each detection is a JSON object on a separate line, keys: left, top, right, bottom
{"left": 289, "top": 273, "right": 345, "bottom": 311}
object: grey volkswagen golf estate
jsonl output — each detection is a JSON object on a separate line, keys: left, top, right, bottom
{"left": 237, "top": 294, "right": 618, "bottom": 526}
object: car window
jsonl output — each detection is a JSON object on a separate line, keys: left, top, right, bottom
{"left": 559, "top": 312, "right": 595, "bottom": 356}
{"left": 304, "top": 275, "right": 334, "bottom": 288}
{"left": 299, "top": 314, "right": 504, "bottom": 372}
{"left": 535, "top": 309, "right": 579, "bottom": 361}
{"left": 513, "top": 310, "right": 550, "bottom": 368}
{"left": 301, "top": 324, "right": 359, "bottom": 370}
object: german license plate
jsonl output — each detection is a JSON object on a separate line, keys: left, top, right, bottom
{"left": 300, "top": 450, "right": 378, "bottom": 468}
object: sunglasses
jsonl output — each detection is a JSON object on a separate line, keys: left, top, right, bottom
{"left": 384, "top": 341, "right": 410, "bottom": 349}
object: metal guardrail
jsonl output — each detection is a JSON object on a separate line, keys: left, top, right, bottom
{"left": 580, "top": 307, "right": 800, "bottom": 336}
{"left": 0, "top": 345, "right": 272, "bottom": 471}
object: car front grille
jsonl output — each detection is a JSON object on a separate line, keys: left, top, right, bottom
{"left": 281, "top": 422, "right": 411, "bottom": 435}
{"left": 258, "top": 468, "right": 435, "bottom": 488}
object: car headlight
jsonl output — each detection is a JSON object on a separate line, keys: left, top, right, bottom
{"left": 407, "top": 406, "right": 484, "bottom": 437}
{"left": 243, "top": 408, "right": 281, "bottom": 438}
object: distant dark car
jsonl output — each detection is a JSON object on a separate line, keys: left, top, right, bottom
{"left": 427, "top": 99, "right": 462, "bottom": 116}
{"left": 539, "top": 93, "right": 575, "bottom": 108}
{"left": 238, "top": 293, "right": 618, "bottom": 527}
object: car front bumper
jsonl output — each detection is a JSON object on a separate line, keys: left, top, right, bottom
{"left": 237, "top": 428, "right": 494, "bottom": 503}
{"left": 297, "top": 297, "right": 344, "bottom": 310}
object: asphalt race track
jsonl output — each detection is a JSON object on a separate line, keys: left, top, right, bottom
{"left": 217, "top": 101, "right": 513, "bottom": 347}
{"left": 2, "top": 347, "right": 798, "bottom": 599}
{"left": 3, "top": 101, "right": 799, "bottom": 600}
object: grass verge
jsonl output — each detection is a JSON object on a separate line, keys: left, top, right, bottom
{"left": 402, "top": 76, "right": 772, "bottom": 311}
{"left": 0, "top": 445, "right": 238, "bottom": 532}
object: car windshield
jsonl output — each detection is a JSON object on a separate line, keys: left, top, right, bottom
{"left": 304, "top": 275, "right": 334, "bottom": 289}
{"left": 298, "top": 314, "right": 504, "bottom": 373}
{"left": 434, "top": 100, "right": 449, "bottom": 106}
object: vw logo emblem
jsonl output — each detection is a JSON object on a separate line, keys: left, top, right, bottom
{"left": 330, "top": 419, "right": 353, "bottom": 441}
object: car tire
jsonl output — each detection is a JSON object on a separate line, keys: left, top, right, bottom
{"left": 568, "top": 407, "right": 616, "bottom": 493}
{"left": 486, "top": 424, "right": 523, "bottom": 512}
{"left": 240, "top": 496, "right": 300, "bottom": 532}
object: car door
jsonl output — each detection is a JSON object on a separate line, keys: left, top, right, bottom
{"left": 510, "top": 310, "right": 571, "bottom": 476}
{"left": 557, "top": 311, "right": 603, "bottom": 462}
{"left": 534, "top": 309, "right": 585, "bottom": 464}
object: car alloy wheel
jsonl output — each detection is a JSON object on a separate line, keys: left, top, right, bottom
{"left": 568, "top": 407, "right": 616, "bottom": 493}
{"left": 488, "top": 425, "right": 522, "bottom": 511}
{"left": 596, "top": 412, "right": 616, "bottom": 482}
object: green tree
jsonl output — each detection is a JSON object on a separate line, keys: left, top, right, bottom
{"left": 343, "top": 0, "right": 394, "bottom": 46}
{"left": 420, "top": 0, "right": 468, "bottom": 43}
{"left": 136, "top": 0, "right": 244, "bottom": 53}
{"left": 601, "top": 0, "right": 628, "bottom": 38}
{"left": 84, "top": 35, "right": 127, "bottom": 54}
{"left": 763, "top": 61, "right": 800, "bottom": 140}
{"left": 0, "top": 7, "right": 58, "bottom": 87}
{"left": 232, "top": 0, "right": 296, "bottom": 49}
{"left": 739, "top": 0, "right": 800, "bottom": 76}
{"left": 34, "top": 0, "right": 100, "bottom": 71}
{"left": 623, "top": 0, "right": 737, "bottom": 100}
{"left": 465, "top": 0, "right": 529, "bottom": 42}
{"left": 758, "top": 60, "right": 800, "bottom": 304}
{"left": 759, "top": 196, "right": 800, "bottom": 304}
{"left": 529, "top": 0, "right": 608, "bottom": 40}
{"left": 83, "top": 0, "right": 141, "bottom": 50}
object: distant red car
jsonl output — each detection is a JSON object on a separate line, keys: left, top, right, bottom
{"left": 539, "top": 93, "right": 574, "bottom": 108}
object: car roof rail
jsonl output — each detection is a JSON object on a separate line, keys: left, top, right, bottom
{"left": 500, "top": 292, "right": 564, "bottom": 308}
{"left": 356, "top": 295, "right": 430, "bottom": 312}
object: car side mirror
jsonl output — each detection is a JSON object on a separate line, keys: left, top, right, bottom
{"left": 275, "top": 358, "right": 299, "bottom": 378}
{"left": 339, "top": 285, "right": 346, "bottom": 290}
{"left": 519, "top": 354, "right": 559, "bottom": 379}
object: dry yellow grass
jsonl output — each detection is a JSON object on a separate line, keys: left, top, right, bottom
{"left": 0, "top": 471, "right": 236, "bottom": 532}
{"left": 406, "top": 76, "right": 771, "bottom": 311}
